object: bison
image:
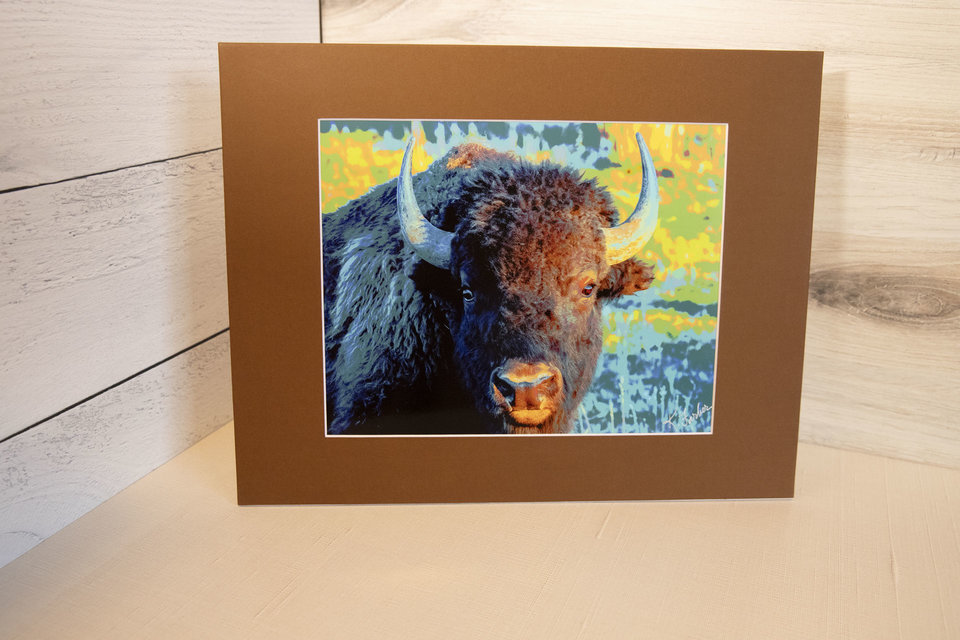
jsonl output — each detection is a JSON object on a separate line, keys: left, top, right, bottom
{"left": 322, "top": 129, "right": 659, "bottom": 435}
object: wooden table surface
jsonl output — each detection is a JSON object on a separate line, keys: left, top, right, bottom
{"left": 0, "top": 423, "right": 957, "bottom": 639}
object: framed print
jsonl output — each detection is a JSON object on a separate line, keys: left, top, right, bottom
{"left": 219, "top": 44, "right": 822, "bottom": 503}
{"left": 319, "top": 119, "right": 725, "bottom": 437}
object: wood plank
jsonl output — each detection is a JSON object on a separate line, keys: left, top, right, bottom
{"left": 0, "top": 422, "right": 957, "bottom": 638}
{"left": 321, "top": 0, "right": 958, "bottom": 65}
{"left": 0, "top": 331, "right": 232, "bottom": 567}
{"left": 0, "top": 151, "right": 229, "bottom": 437}
{"left": 321, "top": 0, "right": 960, "bottom": 465}
{"left": 0, "top": 1, "right": 318, "bottom": 190}
{"left": 802, "top": 233, "right": 960, "bottom": 467}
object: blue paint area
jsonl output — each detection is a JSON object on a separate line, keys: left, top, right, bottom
{"left": 576, "top": 293, "right": 716, "bottom": 434}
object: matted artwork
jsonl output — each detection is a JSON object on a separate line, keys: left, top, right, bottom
{"left": 319, "top": 120, "right": 726, "bottom": 436}
{"left": 219, "top": 44, "right": 822, "bottom": 503}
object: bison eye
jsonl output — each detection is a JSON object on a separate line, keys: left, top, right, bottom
{"left": 461, "top": 287, "right": 475, "bottom": 303}
{"left": 580, "top": 282, "right": 597, "bottom": 297}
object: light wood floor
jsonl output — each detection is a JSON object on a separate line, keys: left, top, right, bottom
{"left": 1, "top": 422, "right": 957, "bottom": 639}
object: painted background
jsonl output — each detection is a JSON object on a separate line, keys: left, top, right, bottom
{"left": 319, "top": 120, "right": 726, "bottom": 433}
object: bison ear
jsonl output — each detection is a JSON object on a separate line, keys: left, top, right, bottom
{"left": 598, "top": 258, "right": 655, "bottom": 299}
{"left": 406, "top": 259, "right": 459, "bottom": 299}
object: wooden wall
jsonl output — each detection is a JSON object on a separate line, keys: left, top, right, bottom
{"left": 2, "top": 0, "right": 957, "bottom": 566}
{"left": 0, "top": 2, "right": 319, "bottom": 566}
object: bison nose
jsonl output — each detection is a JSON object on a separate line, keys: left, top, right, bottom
{"left": 491, "top": 361, "right": 562, "bottom": 411}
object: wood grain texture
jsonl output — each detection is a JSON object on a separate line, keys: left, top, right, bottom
{"left": 321, "top": 0, "right": 960, "bottom": 466}
{"left": 0, "top": 151, "right": 229, "bottom": 437}
{"left": 809, "top": 265, "right": 960, "bottom": 326}
{"left": 0, "top": 0, "right": 319, "bottom": 190}
{"left": 0, "top": 332, "right": 232, "bottom": 567}
{"left": 1, "top": 422, "right": 958, "bottom": 638}
{"left": 803, "top": 234, "right": 960, "bottom": 467}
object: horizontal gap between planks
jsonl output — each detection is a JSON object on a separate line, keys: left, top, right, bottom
{"left": 0, "top": 147, "right": 223, "bottom": 195}
{"left": 0, "top": 327, "right": 231, "bottom": 445}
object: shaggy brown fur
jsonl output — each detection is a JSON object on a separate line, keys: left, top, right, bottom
{"left": 323, "top": 144, "right": 654, "bottom": 434}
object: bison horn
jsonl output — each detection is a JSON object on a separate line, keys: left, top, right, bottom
{"left": 396, "top": 137, "right": 453, "bottom": 269}
{"left": 602, "top": 132, "right": 660, "bottom": 265}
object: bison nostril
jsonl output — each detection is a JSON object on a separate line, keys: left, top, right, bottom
{"left": 492, "top": 371, "right": 517, "bottom": 406}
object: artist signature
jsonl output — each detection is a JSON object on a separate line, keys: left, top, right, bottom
{"left": 663, "top": 403, "right": 713, "bottom": 432}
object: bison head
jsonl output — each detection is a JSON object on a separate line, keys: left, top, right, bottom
{"left": 397, "top": 134, "right": 658, "bottom": 434}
